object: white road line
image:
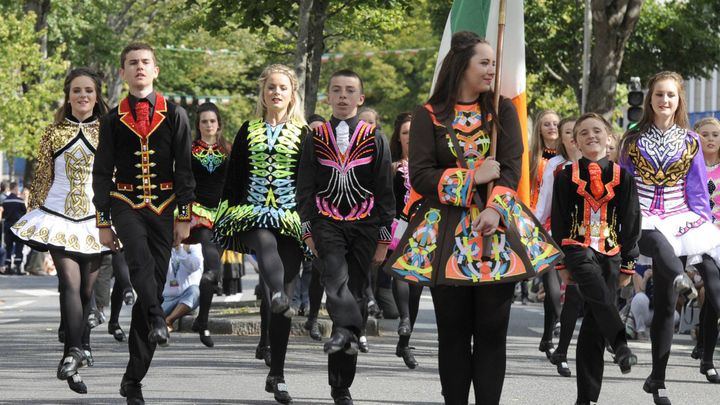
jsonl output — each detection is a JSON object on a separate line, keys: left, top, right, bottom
{"left": 15, "top": 289, "right": 59, "bottom": 297}
{"left": 0, "top": 318, "right": 20, "bottom": 324}
{"left": 0, "top": 300, "right": 35, "bottom": 310}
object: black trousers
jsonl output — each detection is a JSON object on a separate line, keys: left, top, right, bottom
{"left": 555, "top": 284, "right": 582, "bottom": 357}
{"left": 564, "top": 247, "right": 626, "bottom": 403}
{"left": 312, "top": 219, "right": 378, "bottom": 389}
{"left": 111, "top": 201, "right": 173, "bottom": 383}
{"left": 430, "top": 283, "right": 515, "bottom": 405}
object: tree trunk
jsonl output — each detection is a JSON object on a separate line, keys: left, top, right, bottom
{"left": 295, "top": 0, "right": 314, "bottom": 108}
{"left": 23, "top": 0, "right": 50, "bottom": 58}
{"left": 586, "top": 0, "right": 644, "bottom": 118}
{"left": 304, "top": 0, "right": 330, "bottom": 116}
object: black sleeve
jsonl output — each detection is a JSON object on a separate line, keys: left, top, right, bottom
{"left": 221, "top": 121, "right": 251, "bottom": 206}
{"left": 493, "top": 98, "right": 523, "bottom": 191}
{"left": 618, "top": 168, "right": 641, "bottom": 273}
{"left": 550, "top": 169, "right": 571, "bottom": 245}
{"left": 296, "top": 128, "right": 319, "bottom": 239}
{"left": 371, "top": 129, "right": 396, "bottom": 244}
{"left": 408, "top": 105, "right": 446, "bottom": 199}
{"left": 92, "top": 113, "right": 116, "bottom": 227}
{"left": 172, "top": 105, "right": 196, "bottom": 220}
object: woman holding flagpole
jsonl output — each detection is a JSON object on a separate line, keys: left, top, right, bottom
{"left": 391, "top": 30, "right": 524, "bottom": 404}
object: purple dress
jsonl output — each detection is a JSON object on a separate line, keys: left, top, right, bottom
{"left": 620, "top": 124, "right": 720, "bottom": 264}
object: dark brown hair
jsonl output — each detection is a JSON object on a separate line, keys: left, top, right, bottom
{"left": 54, "top": 67, "right": 109, "bottom": 124}
{"left": 390, "top": 111, "right": 412, "bottom": 161}
{"left": 328, "top": 69, "right": 364, "bottom": 93}
{"left": 620, "top": 71, "right": 689, "bottom": 163}
{"left": 427, "top": 31, "right": 497, "bottom": 131}
{"left": 120, "top": 43, "right": 156, "bottom": 68}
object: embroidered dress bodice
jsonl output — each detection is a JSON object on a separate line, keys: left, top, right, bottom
{"left": 707, "top": 162, "right": 720, "bottom": 222}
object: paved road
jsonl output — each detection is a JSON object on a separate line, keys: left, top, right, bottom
{"left": 0, "top": 274, "right": 717, "bottom": 404}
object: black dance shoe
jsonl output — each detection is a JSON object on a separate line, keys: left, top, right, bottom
{"left": 614, "top": 345, "right": 637, "bottom": 374}
{"left": 331, "top": 387, "right": 353, "bottom": 405}
{"left": 324, "top": 329, "right": 358, "bottom": 355}
{"left": 57, "top": 347, "right": 85, "bottom": 380}
{"left": 265, "top": 375, "right": 293, "bottom": 404}
{"left": 700, "top": 362, "right": 720, "bottom": 383}
{"left": 123, "top": 288, "right": 135, "bottom": 306}
{"left": 120, "top": 376, "right": 144, "bottom": 405}
{"left": 643, "top": 376, "right": 671, "bottom": 405}
{"left": 538, "top": 340, "right": 554, "bottom": 360}
{"left": 66, "top": 373, "right": 87, "bottom": 394}
{"left": 148, "top": 319, "right": 170, "bottom": 347}
{"left": 549, "top": 351, "right": 571, "bottom": 377}
{"left": 82, "top": 346, "right": 94, "bottom": 367}
{"left": 396, "top": 345, "right": 418, "bottom": 369}
{"left": 397, "top": 317, "right": 412, "bottom": 337}
{"left": 304, "top": 317, "right": 322, "bottom": 341}
{"left": 108, "top": 322, "right": 126, "bottom": 342}
{"left": 191, "top": 319, "right": 215, "bottom": 347}
{"left": 256, "top": 344, "right": 272, "bottom": 367}
{"left": 358, "top": 336, "right": 369, "bottom": 353}
{"left": 673, "top": 274, "right": 697, "bottom": 299}
{"left": 87, "top": 309, "right": 106, "bottom": 329}
{"left": 691, "top": 344, "right": 703, "bottom": 360}
{"left": 270, "top": 292, "right": 295, "bottom": 318}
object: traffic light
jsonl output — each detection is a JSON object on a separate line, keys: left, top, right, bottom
{"left": 627, "top": 76, "right": 643, "bottom": 128}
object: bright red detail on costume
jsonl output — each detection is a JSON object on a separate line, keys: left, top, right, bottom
{"left": 588, "top": 162, "right": 604, "bottom": 200}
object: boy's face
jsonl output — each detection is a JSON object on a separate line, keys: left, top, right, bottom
{"left": 574, "top": 118, "right": 608, "bottom": 159}
{"left": 120, "top": 50, "right": 159, "bottom": 89}
{"left": 328, "top": 75, "right": 364, "bottom": 119}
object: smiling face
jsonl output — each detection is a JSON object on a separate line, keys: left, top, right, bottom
{"left": 120, "top": 49, "right": 159, "bottom": 91}
{"left": 68, "top": 75, "right": 97, "bottom": 120}
{"left": 459, "top": 42, "right": 496, "bottom": 97}
{"left": 559, "top": 120, "right": 579, "bottom": 159}
{"left": 262, "top": 72, "right": 293, "bottom": 117}
{"left": 328, "top": 75, "right": 365, "bottom": 120}
{"left": 540, "top": 113, "right": 560, "bottom": 147}
{"left": 574, "top": 117, "right": 609, "bottom": 160}
{"left": 650, "top": 78, "right": 679, "bottom": 125}
{"left": 698, "top": 122, "right": 720, "bottom": 159}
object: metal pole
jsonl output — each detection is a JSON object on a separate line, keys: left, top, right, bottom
{"left": 581, "top": 0, "right": 592, "bottom": 113}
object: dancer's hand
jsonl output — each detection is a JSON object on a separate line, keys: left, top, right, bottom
{"left": 173, "top": 221, "right": 191, "bottom": 247}
{"left": 99, "top": 228, "right": 120, "bottom": 252}
{"left": 558, "top": 269, "right": 575, "bottom": 285}
{"left": 618, "top": 273, "right": 632, "bottom": 288}
{"left": 472, "top": 208, "right": 501, "bottom": 235}
{"left": 473, "top": 157, "right": 501, "bottom": 185}
{"left": 372, "top": 243, "right": 389, "bottom": 267}
{"left": 305, "top": 237, "right": 319, "bottom": 257}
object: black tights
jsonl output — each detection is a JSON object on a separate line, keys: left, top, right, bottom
{"left": 307, "top": 260, "right": 323, "bottom": 319}
{"left": 109, "top": 252, "right": 132, "bottom": 325}
{"left": 245, "top": 230, "right": 303, "bottom": 377}
{"left": 555, "top": 284, "right": 582, "bottom": 356}
{"left": 392, "top": 278, "right": 423, "bottom": 348}
{"left": 191, "top": 227, "right": 223, "bottom": 327}
{"left": 693, "top": 256, "right": 720, "bottom": 365}
{"left": 541, "top": 270, "right": 562, "bottom": 342}
{"left": 431, "top": 283, "right": 515, "bottom": 405}
{"left": 52, "top": 250, "right": 101, "bottom": 355}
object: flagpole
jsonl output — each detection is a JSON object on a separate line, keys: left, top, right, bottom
{"left": 487, "top": 0, "right": 506, "bottom": 201}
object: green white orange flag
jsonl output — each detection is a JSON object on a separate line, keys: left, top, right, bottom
{"left": 432, "top": 0, "right": 530, "bottom": 204}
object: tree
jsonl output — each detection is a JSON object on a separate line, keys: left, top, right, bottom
{"left": 0, "top": 12, "right": 67, "bottom": 171}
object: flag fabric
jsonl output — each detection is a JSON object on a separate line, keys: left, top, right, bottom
{"left": 431, "top": 0, "right": 530, "bottom": 205}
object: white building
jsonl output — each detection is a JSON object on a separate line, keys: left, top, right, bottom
{"left": 687, "top": 70, "right": 720, "bottom": 124}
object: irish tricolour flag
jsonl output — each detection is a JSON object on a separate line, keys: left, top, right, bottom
{"left": 433, "top": 0, "right": 530, "bottom": 204}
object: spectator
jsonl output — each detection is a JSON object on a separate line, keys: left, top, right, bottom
{"left": 162, "top": 244, "right": 203, "bottom": 332}
{"left": 3, "top": 181, "right": 27, "bottom": 274}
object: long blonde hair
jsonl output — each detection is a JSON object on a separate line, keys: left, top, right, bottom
{"left": 255, "top": 64, "right": 306, "bottom": 126}
{"left": 530, "top": 110, "right": 559, "bottom": 183}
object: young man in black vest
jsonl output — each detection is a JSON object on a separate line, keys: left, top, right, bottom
{"left": 92, "top": 43, "right": 195, "bottom": 405}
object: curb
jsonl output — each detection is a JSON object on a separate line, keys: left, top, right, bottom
{"left": 175, "top": 314, "right": 379, "bottom": 337}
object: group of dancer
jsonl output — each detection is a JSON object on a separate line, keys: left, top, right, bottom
{"left": 9, "top": 30, "right": 720, "bottom": 405}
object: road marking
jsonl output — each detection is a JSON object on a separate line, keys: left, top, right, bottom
{"left": 15, "top": 289, "right": 59, "bottom": 297}
{"left": 0, "top": 318, "right": 20, "bottom": 324}
{"left": 0, "top": 300, "right": 35, "bottom": 310}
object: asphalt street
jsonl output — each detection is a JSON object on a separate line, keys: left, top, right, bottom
{"left": 0, "top": 273, "right": 718, "bottom": 404}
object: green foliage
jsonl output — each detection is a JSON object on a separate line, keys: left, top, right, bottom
{"left": 0, "top": 11, "right": 68, "bottom": 161}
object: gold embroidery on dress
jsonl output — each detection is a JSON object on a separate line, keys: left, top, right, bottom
{"left": 64, "top": 144, "right": 93, "bottom": 218}
{"left": 11, "top": 220, "right": 27, "bottom": 230}
{"left": 19, "top": 226, "right": 36, "bottom": 238}
{"left": 67, "top": 235, "right": 80, "bottom": 250}
{"left": 629, "top": 139, "right": 697, "bottom": 187}
{"left": 86, "top": 235, "right": 101, "bottom": 251}
{"left": 53, "top": 232, "right": 66, "bottom": 245}
{"left": 37, "top": 227, "right": 50, "bottom": 243}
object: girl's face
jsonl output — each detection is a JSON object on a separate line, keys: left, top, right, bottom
{"left": 358, "top": 111, "right": 377, "bottom": 126}
{"left": 698, "top": 122, "right": 720, "bottom": 158}
{"left": 399, "top": 121, "right": 411, "bottom": 157}
{"left": 606, "top": 136, "right": 618, "bottom": 162}
{"left": 560, "top": 121, "right": 579, "bottom": 159}
{"left": 263, "top": 73, "right": 293, "bottom": 116}
{"left": 198, "top": 111, "right": 219, "bottom": 139}
{"left": 575, "top": 118, "right": 609, "bottom": 158}
{"left": 540, "top": 113, "right": 560, "bottom": 147}
{"left": 461, "top": 42, "right": 496, "bottom": 95}
{"left": 68, "top": 75, "right": 97, "bottom": 119}
{"left": 651, "top": 79, "right": 679, "bottom": 124}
